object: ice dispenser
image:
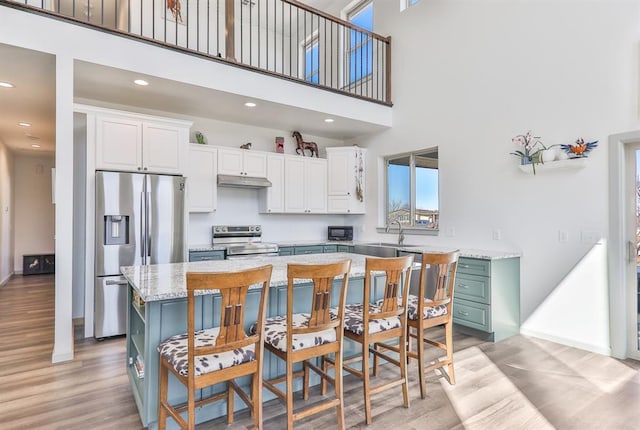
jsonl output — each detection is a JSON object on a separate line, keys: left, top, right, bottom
{"left": 104, "top": 215, "right": 129, "bottom": 245}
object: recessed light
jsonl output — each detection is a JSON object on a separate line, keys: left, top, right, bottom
{"left": 244, "top": 102, "right": 257, "bottom": 107}
{"left": 134, "top": 79, "right": 149, "bottom": 86}
{"left": 0, "top": 81, "right": 14, "bottom": 88}
{"left": 31, "top": 144, "right": 41, "bottom": 148}
{"left": 324, "top": 118, "right": 335, "bottom": 123}
{"left": 18, "top": 122, "right": 31, "bottom": 127}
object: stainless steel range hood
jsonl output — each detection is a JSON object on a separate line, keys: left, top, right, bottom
{"left": 217, "top": 174, "right": 272, "bottom": 188}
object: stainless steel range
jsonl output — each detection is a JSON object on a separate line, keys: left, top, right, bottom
{"left": 213, "top": 225, "right": 279, "bottom": 259}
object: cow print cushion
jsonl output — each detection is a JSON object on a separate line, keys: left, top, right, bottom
{"left": 405, "top": 295, "right": 448, "bottom": 320}
{"left": 250, "top": 313, "right": 337, "bottom": 352}
{"left": 157, "top": 327, "right": 254, "bottom": 377}
{"left": 332, "top": 303, "right": 401, "bottom": 336}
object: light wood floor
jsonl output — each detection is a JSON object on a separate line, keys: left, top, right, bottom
{"left": 1, "top": 274, "right": 639, "bottom": 430}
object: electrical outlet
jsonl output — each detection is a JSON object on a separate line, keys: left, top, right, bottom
{"left": 445, "top": 227, "right": 455, "bottom": 237}
{"left": 581, "top": 231, "right": 600, "bottom": 243}
{"left": 558, "top": 230, "right": 568, "bottom": 243}
{"left": 492, "top": 229, "right": 502, "bottom": 241}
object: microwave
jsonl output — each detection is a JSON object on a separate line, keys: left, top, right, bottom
{"left": 328, "top": 226, "right": 353, "bottom": 241}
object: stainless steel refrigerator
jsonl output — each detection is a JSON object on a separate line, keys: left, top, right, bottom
{"left": 94, "top": 170, "right": 186, "bottom": 338}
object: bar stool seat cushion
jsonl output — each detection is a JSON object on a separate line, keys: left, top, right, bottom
{"left": 334, "top": 303, "right": 402, "bottom": 336}
{"left": 406, "top": 294, "right": 448, "bottom": 320}
{"left": 251, "top": 313, "right": 337, "bottom": 352}
{"left": 158, "top": 327, "right": 255, "bottom": 377}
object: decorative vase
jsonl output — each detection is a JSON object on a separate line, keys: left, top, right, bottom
{"left": 520, "top": 155, "right": 532, "bottom": 165}
{"left": 541, "top": 149, "right": 556, "bottom": 163}
{"left": 555, "top": 148, "right": 569, "bottom": 161}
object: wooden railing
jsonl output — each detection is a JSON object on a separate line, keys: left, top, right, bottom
{"left": 2, "top": 0, "right": 392, "bottom": 105}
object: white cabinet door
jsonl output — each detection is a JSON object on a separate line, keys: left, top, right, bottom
{"left": 326, "top": 147, "right": 366, "bottom": 214}
{"left": 243, "top": 151, "right": 267, "bottom": 177}
{"left": 217, "top": 148, "right": 244, "bottom": 175}
{"left": 187, "top": 145, "right": 217, "bottom": 213}
{"left": 96, "top": 115, "right": 143, "bottom": 172}
{"left": 327, "top": 150, "right": 350, "bottom": 195}
{"left": 284, "top": 157, "right": 306, "bottom": 213}
{"left": 142, "top": 122, "right": 184, "bottom": 174}
{"left": 260, "top": 154, "right": 285, "bottom": 213}
{"left": 305, "top": 158, "right": 327, "bottom": 213}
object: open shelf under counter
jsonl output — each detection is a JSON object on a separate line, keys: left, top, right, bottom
{"left": 518, "top": 157, "right": 587, "bottom": 174}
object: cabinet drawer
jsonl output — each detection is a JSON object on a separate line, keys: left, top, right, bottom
{"left": 457, "top": 258, "right": 490, "bottom": 277}
{"left": 337, "top": 245, "right": 353, "bottom": 253}
{"left": 279, "top": 247, "right": 294, "bottom": 256}
{"left": 455, "top": 274, "right": 490, "bottom": 304}
{"left": 453, "top": 299, "right": 491, "bottom": 332}
{"left": 294, "top": 246, "right": 325, "bottom": 255}
{"left": 188, "top": 251, "right": 225, "bottom": 261}
{"left": 323, "top": 245, "right": 338, "bottom": 253}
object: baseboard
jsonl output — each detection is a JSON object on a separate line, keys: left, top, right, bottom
{"left": 520, "top": 327, "right": 612, "bottom": 356}
{"left": 0, "top": 272, "right": 14, "bottom": 287}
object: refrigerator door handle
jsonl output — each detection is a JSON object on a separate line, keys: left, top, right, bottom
{"left": 140, "top": 191, "right": 146, "bottom": 261}
{"left": 105, "top": 280, "right": 130, "bottom": 286}
{"left": 146, "top": 191, "right": 152, "bottom": 258}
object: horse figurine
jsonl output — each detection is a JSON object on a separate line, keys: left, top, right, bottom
{"left": 292, "top": 131, "right": 319, "bottom": 157}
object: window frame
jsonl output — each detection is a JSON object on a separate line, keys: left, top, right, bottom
{"left": 382, "top": 147, "right": 440, "bottom": 234}
{"left": 344, "top": 0, "right": 374, "bottom": 87}
{"left": 302, "top": 32, "right": 320, "bottom": 84}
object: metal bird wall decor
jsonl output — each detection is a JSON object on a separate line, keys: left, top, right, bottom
{"left": 560, "top": 138, "right": 598, "bottom": 158}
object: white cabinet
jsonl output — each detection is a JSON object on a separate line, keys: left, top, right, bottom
{"left": 95, "top": 111, "right": 190, "bottom": 175}
{"left": 186, "top": 144, "right": 217, "bottom": 213}
{"left": 284, "top": 156, "right": 327, "bottom": 214}
{"left": 259, "top": 154, "right": 285, "bottom": 213}
{"left": 326, "top": 146, "right": 366, "bottom": 214}
{"left": 217, "top": 147, "right": 267, "bottom": 177}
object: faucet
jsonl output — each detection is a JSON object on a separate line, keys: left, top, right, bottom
{"left": 386, "top": 218, "right": 405, "bottom": 246}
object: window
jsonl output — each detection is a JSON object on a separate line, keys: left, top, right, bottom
{"left": 304, "top": 36, "right": 319, "bottom": 84}
{"left": 386, "top": 148, "right": 439, "bottom": 230}
{"left": 346, "top": 1, "right": 373, "bottom": 84}
{"left": 401, "top": 0, "right": 421, "bottom": 11}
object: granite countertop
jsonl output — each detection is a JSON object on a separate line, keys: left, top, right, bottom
{"left": 121, "top": 253, "right": 368, "bottom": 302}
{"left": 187, "top": 241, "right": 520, "bottom": 260}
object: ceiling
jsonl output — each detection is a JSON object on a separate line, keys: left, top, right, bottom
{"left": 0, "top": 20, "right": 386, "bottom": 156}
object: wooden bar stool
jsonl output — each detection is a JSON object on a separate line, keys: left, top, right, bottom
{"left": 257, "top": 260, "right": 352, "bottom": 430}
{"left": 157, "top": 265, "right": 273, "bottom": 430}
{"left": 407, "top": 251, "right": 459, "bottom": 399}
{"left": 323, "top": 255, "right": 414, "bottom": 425}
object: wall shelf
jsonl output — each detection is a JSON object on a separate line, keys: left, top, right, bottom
{"left": 518, "top": 158, "right": 587, "bottom": 174}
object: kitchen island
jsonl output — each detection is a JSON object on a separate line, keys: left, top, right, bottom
{"left": 121, "top": 253, "right": 377, "bottom": 430}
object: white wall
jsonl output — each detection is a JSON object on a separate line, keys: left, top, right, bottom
{"left": 347, "top": 0, "right": 640, "bottom": 354}
{"left": 0, "top": 140, "right": 14, "bottom": 285}
{"left": 13, "top": 154, "right": 55, "bottom": 273}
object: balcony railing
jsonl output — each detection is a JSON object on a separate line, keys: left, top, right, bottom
{"left": 2, "top": 0, "right": 391, "bottom": 104}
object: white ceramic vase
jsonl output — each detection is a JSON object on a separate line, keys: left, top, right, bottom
{"left": 541, "top": 149, "right": 556, "bottom": 163}
{"left": 555, "top": 148, "right": 569, "bottom": 161}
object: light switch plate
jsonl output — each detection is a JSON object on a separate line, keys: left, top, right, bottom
{"left": 492, "top": 229, "right": 502, "bottom": 240}
{"left": 558, "top": 230, "right": 569, "bottom": 243}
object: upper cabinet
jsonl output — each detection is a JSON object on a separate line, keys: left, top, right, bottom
{"left": 259, "top": 154, "right": 286, "bottom": 213}
{"left": 186, "top": 144, "right": 217, "bottom": 213}
{"left": 284, "top": 156, "right": 327, "bottom": 214}
{"left": 93, "top": 109, "right": 191, "bottom": 175}
{"left": 217, "top": 147, "right": 267, "bottom": 177}
{"left": 326, "top": 146, "right": 366, "bottom": 214}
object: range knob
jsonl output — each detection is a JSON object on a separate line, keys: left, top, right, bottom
{"left": 249, "top": 226, "right": 254, "bottom": 232}
{"left": 255, "top": 226, "right": 261, "bottom": 232}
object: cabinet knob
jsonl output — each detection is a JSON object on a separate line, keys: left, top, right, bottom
{"left": 347, "top": 192, "right": 350, "bottom": 195}
{"left": 137, "top": 167, "right": 141, "bottom": 171}
{"left": 268, "top": 209, "right": 271, "bottom": 213}
{"left": 143, "top": 167, "right": 148, "bottom": 171}
{"left": 347, "top": 209, "right": 351, "bottom": 213}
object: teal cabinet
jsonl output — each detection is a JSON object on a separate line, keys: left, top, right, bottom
{"left": 188, "top": 250, "right": 225, "bottom": 261}
{"left": 452, "top": 257, "right": 520, "bottom": 342}
{"left": 278, "top": 247, "right": 294, "bottom": 256}
{"left": 294, "top": 245, "right": 325, "bottom": 255}
{"left": 336, "top": 245, "right": 354, "bottom": 253}
{"left": 323, "top": 245, "right": 338, "bottom": 253}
